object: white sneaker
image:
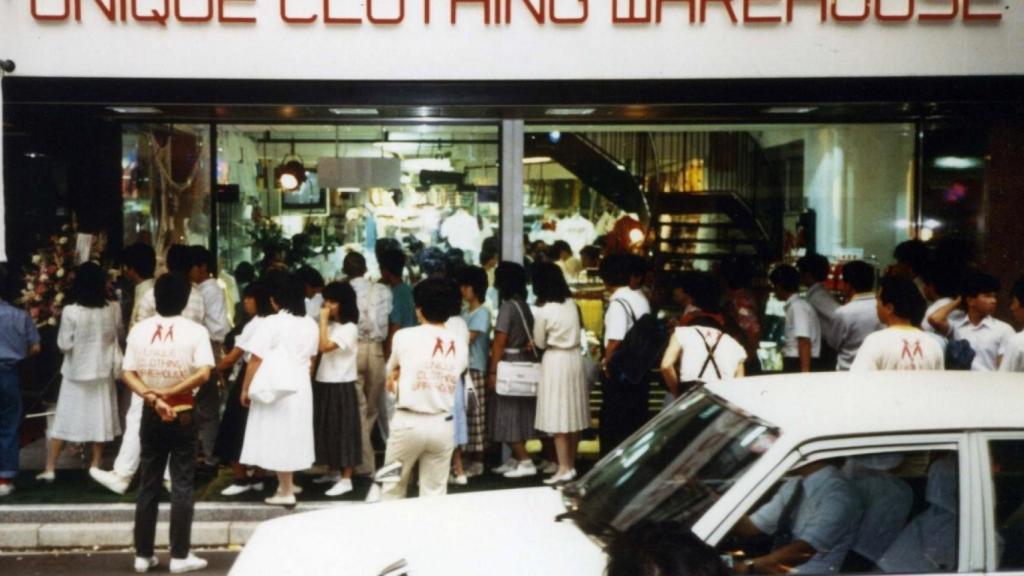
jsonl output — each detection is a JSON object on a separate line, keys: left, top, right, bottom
{"left": 312, "top": 474, "right": 341, "bottom": 485}
{"left": 291, "top": 484, "right": 303, "bottom": 495}
{"left": 503, "top": 460, "right": 537, "bottom": 478}
{"left": 90, "top": 468, "right": 130, "bottom": 495}
{"left": 35, "top": 470, "right": 55, "bottom": 483}
{"left": 448, "top": 473, "right": 468, "bottom": 486}
{"left": 491, "top": 458, "right": 518, "bottom": 475}
{"left": 219, "top": 483, "right": 252, "bottom": 497}
{"left": 325, "top": 478, "right": 353, "bottom": 497}
{"left": 364, "top": 483, "right": 382, "bottom": 503}
{"left": 250, "top": 481, "right": 265, "bottom": 492}
{"left": 539, "top": 460, "right": 559, "bottom": 475}
{"left": 169, "top": 553, "right": 208, "bottom": 574}
{"left": 543, "top": 468, "right": 578, "bottom": 485}
{"left": 264, "top": 492, "right": 297, "bottom": 508}
{"left": 0, "top": 484, "right": 14, "bottom": 497}
{"left": 465, "top": 462, "right": 484, "bottom": 478}
{"left": 134, "top": 555, "right": 158, "bottom": 573}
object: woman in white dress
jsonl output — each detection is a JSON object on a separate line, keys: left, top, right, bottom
{"left": 240, "top": 274, "right": 319, "bottom": 507}
{"left": 531, "top": 262, "right": 588, "bottom": 485}
{"left": 38, "top": 262, "right": 123, "bottom": 482}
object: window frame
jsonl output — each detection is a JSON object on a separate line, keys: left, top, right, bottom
{"left": 974, "top": 431, "right": 1024, "bottom": 574}
{"left": 698, "top": 432, "right": 977, "bottom": 574}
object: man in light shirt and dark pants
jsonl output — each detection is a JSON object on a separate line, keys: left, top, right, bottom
{"left": 771, "top": 265, "right": 822, "bottom": 373}
{"left": 344, "top": 252, "right": 393, "bottom": 476}
{"left": 188, "top": 245, "right": 231, "bottom": 466}
{"left": 833, "top": 261, "right": 883, "bottom": 370}
{"left": 381, "top": 279, "right": 467, "bottom": 500}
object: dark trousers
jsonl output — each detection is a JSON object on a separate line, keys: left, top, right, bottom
{"left": 0, "top": 370, "right": 21, "bottom": 479}
{"left": 194, "top": 374, "right": 222, "bottom": 464}
{"left": 134, "top": 407, "right": 197, "bottom": 559}
{"left": 598, "top": 373, "right": 649, "bottom": 457}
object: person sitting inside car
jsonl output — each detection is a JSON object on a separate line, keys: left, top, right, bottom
{"left": 729, "top": 460, "right": 864, "bottom": 574}
{"left": 877, "top": 454, "right": 958, "bottom": 573}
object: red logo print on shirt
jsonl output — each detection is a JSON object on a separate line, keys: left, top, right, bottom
{"left": 150, "top": 323, "right": 175, "bottom": 344}
{"left": 900, "top": 338, "right": 924, "bottom": 361}
{"left": 432, "top": 338, "right": 446, "bottom": 358}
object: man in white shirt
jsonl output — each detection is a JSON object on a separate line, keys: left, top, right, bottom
{"left": 929, "top": 272, "right": 1014, "bottom": 371}
{"left": 852, "top": 277, "right": 944, "bottom": 371}
{"left": 833, "top": 261, "right": 883, "bottom": 370}
{"left": 920, "top": 264, "right": 966, "bottom": 350}
{"left": 344, "top": 252, "right": 394, "bottom": 476}
{"left": 91, "top": 244, "right": 206, "bottom": 495}
{"left": 188, "top": 245, "right": 231, "bottom": 466}
{"left": 598, "top": 254, "right": 652, "bottom": 456}
{"left": 798, "top": 254, "right": 840, "bottom": 365}
{"left": 122, "top": 273, "right": 214, "bottom": 574}
{"left": 772, "top": 265, "right": 821, "bottom": 373}
{"left": 381, "top": 279, "right": 467, "bottom": 500}
{"left": 297, "top": 266, "right": 325, "bottom": 319}
{"left": 121, "top": 242, "right": 157, "bottom": 329}
{"left": 999, "top": 277, "right": 1024, "bottom": 373}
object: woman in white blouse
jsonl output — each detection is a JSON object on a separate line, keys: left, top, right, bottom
{"left": 240, "top": 274, "right": 319, "bottom": 507}
{"left": 531, "top": 263, "right": 589, "bottom": 485}
{"left": 38, "top": 262, "right": 123, "bottom": 482}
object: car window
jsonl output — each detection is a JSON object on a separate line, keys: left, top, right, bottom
{"left": 717, "top": 449, "right": 959, "bottom": 575}
{"left": 988, "top": 440, "right": 1024, "bottom": 570}
{"left": 565, "top": 390, "right": 778, "bottom": 538}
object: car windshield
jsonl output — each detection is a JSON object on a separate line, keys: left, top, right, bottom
{"left": 563, "top": 389, "right": 778, "bottom": 540}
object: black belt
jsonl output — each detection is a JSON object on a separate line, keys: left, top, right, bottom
{"left": 396, "top": 408, "right": 453, "bottom": 421}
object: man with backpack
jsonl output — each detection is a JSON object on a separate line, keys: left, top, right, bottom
{"left": 928, "top": 271, "right": 1014, "bottom": 371}
{"left": 599, "top": 255, "right": 655, "bottom": 456}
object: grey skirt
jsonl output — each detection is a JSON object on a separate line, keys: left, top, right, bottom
{"left": 487, "top": 351, "right": 538, "bottom": 444}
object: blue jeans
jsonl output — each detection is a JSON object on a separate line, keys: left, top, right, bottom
{"left": 0, "top": 370, "right": 21, "bottom": 479}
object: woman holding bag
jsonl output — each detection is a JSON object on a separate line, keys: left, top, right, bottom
{"left": 240, "top": 274, "right": 318, "bottom": 507}
{"left": 487, "top": 262, "right": 538, "bottom": 479}
{"left": 531, "top": 262, "right": 589, "bottom": 485}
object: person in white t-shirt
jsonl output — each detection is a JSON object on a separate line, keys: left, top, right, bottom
{"left": 121, "top": 273, "right": 214, "bottom": 574}
{"left": 852, "top": 277, "right": 944, "bottom": 371}
{"left": 598, "top": 254, "right": 652, "bottom": 456}
{"left": 999, "top": 277, "right": 1024, "bottom": 373}
{"left": 919, "top": 264, "right": 966, "bottom": 350}
{"left": 833, "top": 261, "right": 884, "bottom": 370}
{"left": 381, "top": 279, "right": 468, "bottom": 500}
{"left": 929, "top": 272, "right": 1015, "bottom": 371}
{"left": 312, "top": 282, "right": 361, "bottom": 498}
{"left": 798, "top": 254, "right": 841, "bottom": 364}
{"left": 771, "top": 265, "right": 821, "bottom": 373}
{"left": 660, "top": 316, "right": 747, "bottom": 399}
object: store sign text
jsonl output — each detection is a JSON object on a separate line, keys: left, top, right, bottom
{"left": 29, "top": 0, "right": 1003, "bottom": 25}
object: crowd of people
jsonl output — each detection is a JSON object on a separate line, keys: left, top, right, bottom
{"left": 1, "top": 231, "right": 1023, "bottom": 572}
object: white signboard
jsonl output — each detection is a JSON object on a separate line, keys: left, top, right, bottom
{"left": 0, "top": 0, "right": 1020, "bottom": 80}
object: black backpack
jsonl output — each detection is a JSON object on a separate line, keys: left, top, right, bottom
{"left": 606, "top": 300, "right": 670, "bottom": 387}
{"left": 946, "top": 338, "right": 976, "bottom": 371}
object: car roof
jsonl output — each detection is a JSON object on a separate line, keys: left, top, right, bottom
{"left": 705, "top": 371, "right": 1024, "bottom": 439}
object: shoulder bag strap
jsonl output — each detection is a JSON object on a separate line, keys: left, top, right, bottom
{"left": 613, "top": 298, "right": 637, "bottom": 330}
{"left": 696, "top": 329, "right": 725, "bottom": 380}
{"left": 511, "top": 300, "right": 540, "bottom": 361}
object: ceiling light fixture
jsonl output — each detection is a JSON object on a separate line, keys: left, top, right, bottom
{"left": 933, "top": 156, "right": 983, "bottom": 170}
{"left": 545, "top": 108, "right": 595, "bottom": 116}
{"left": 763, "top": 106, "right": 817, "bottom": 114}
{"left": 329, "top": 108, "right": 379, "bottom": 116}
{"left": 523, "top": 156, "right": 553, "bottom": 164}
{"left": 274, "top": 142, "right": 306, "bottom": 192}
{"left": 107, "top": 106, "right": 163, "bottom": 114}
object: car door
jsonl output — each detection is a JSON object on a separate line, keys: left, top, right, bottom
{"left": 976, "top": 432, "right": 1024, "bottom": 576}
{"left": 698, "top": 433, "right": 984, "bottom": 576}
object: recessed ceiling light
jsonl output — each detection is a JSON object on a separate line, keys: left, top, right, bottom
{"left": 329, "top": 108, "right": 379, "bottom": 116}
{"left": 545, "top": 108, "right": 595, "bottom": 116}
{"left": 933, "top": 156, "right": 983, "bottom": 170}
{"left": 764, "top": 106, "right": 817, "bottom": 114}
{"left": 24, "top": 152, "right": 46, "bottom": 159}
{"left": 107, "top": 106, "right": 163, "bottom": 114}
{"left": 523, "top": 156, "right": 553, "bottom": 164}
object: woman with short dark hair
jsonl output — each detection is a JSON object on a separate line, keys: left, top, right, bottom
{"left": 488, "top": 262, "right": 539, "bottom": 478}
{"left": 38, "top": 262, "right": 123, "bottom": 482}
{"left": 531, "top": 262, "right": 589, "bottom": 484}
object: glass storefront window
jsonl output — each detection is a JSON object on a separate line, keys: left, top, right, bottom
{"left": 215, "top": 124, "right": 499, "bottom": 281}
{"left": 121, "top": 124, "right": 212, "bottom": 261}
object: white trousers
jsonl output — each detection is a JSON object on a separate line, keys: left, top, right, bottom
{"left": 112, "top": 393, "right": 143, "bottom": 478}
{"left": 381, "top": 411, "right": 455, "bottom": 501}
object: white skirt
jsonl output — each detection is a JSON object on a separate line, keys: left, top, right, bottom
{"left": 240, "top": 380, "right": 316, "bottom": 472}
{"left": 51, "top": 376, "right": 122, "bottom": 443}
{"left": 535, "top": 349, "right": 590, "bottom": 434}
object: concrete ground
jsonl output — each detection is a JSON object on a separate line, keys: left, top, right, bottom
{"left": 0, "top": 549, "right": 238, "bottom": 575}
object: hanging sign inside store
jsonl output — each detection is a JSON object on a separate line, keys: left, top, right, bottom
{"left": 25, "top": 0, "right": 1005, "bottom": 25}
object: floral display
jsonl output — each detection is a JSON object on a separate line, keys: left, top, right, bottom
{"left": 18, "top": 225, "right": 77, "bottom": 328}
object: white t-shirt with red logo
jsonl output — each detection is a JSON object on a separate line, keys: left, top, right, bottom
{"left": 386, "top": 323, "right": 468, "bottom": 415}
{"left": 122, "top": 315, "right": 215, "bottom": 403}
{"left": 850, "top": 326, "right": 944, "bottom": 371}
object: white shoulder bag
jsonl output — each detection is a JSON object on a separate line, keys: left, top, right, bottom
{"left": 495, "top": 301, "right": 542, "bottom": 397}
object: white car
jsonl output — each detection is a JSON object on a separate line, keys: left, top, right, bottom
{"left": 230, "top": 371, "right": 1024, "bottom": 575}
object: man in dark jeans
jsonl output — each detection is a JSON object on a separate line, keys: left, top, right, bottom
{"left": 122, "top": 272, "right": 214, "bottom": 574}
{"left": 0, "top": 264, "right": 41, "bottom": 498}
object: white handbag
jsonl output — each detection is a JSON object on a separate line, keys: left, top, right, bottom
{"left": 248, "top": 346, "right": 300, "bottom": 404}
{"left": 495, "top": 301, "right": 542, "bottom": 397}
